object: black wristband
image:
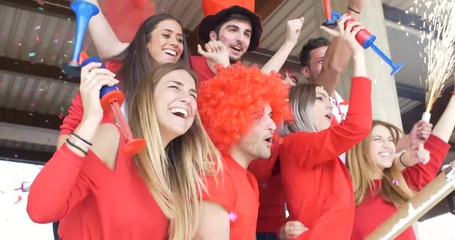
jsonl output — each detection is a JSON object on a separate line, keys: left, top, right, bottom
{"left": 66, "top": 138, "right": 88, "bottom": 156}
{"left": 399, "top": 151, "right": 411, "bottom": 168}
{"left": 70, "top": 132, "right": 93, "bottom": 146}
{"left": 348, "top": 6, "right": 360, "bottom": 14}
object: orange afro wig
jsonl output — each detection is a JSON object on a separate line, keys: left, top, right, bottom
{"left": 197, "top": 63, "right": 292, "bottom": 153}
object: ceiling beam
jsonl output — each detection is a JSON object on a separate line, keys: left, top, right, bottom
{"left": 382, "top": 3, "right": 429, "bottom": 33}
{"left": 0, "top": 146, "right": 52, "bottom": 164}
{"left": 0, "top": 122, "right": 58, "bottom": 146}
{"left": 0, "top": 0, "right": 74, "bottom": 20}
{"left": 0, "top": 107, "right": 62, "bottom": 130}
{"left": 396, "top": 82, "right": 425, "bottom": 102}
{"left": 0, "top": 56, "right": 79, "bottom": 84}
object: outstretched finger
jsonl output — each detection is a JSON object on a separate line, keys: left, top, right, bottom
{"left": 197, "top": 44, "right": 208, "bottom": 56}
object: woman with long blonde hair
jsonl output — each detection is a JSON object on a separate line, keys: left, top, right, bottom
{"left": 348, "top": 93, "right": 455, "bottom": 240}
{"left": 28, "top": 62, "right": 221, "bottom": 240}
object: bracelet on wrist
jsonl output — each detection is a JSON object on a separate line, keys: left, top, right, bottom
{"left": 348, "top": 6, "right": 360, "bottom": 14}
{"left": 66, "top": 138, "right": 88, "bottom": 156}
{"left": 399, "top": 151, "right": 411, "bottom": 168}
{"left": 70, "top": 132, "right": 93, "bottom": 147}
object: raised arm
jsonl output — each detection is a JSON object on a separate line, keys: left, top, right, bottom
{"left": 432, "top": 94, "right": 455, "bottom": 142}
{"left": 85, "top": 0, "right": 129, "bottom": 59}
{"left": 315, "top": 36, "right": 352, "bottom": 96}
{"left": 347, "top": 0, "right": 364, "bottom": 18}
{"left": 261, "top": 17, "right": 304, "bottom": 74}
{"left": 283, "top": 17, "right": 370, "bottom": 168}
{"left": 27, "top": 63, "right": 118, "bottom": 222}
{"left": 401, "top": 94, "right": 455, "bottom": 189}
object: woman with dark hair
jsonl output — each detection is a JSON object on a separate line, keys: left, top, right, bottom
{"left": 27, "top": 62, "right": 222, "bottom": 239}
{"left": 59, "top": 1, "right": 191, "bottom": 145}
{"left": 278, "top": 16, "right": 372, "bottom": 240}
{"left": 348, "top": 94, "right": 454, "bottom": 240}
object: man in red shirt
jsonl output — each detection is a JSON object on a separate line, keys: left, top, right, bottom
{"left": 194, "top": 63, "right": 291, "bottom": 240}
{"left": 191, "top": 5, "right": 262, "bottom": 82}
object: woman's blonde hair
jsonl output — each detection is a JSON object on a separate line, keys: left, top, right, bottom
{"left": 347, "top": 120, "right": 414, "bottom": 206}
{"left": 280, "top": 83, "right": 320, "bottom": 136}
{"left": 129, "top": 63, "right": 221, "bottom": 239}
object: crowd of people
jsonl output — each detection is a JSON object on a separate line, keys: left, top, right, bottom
{"left": 26, "top": 0, "right": 454, "bottom": 239}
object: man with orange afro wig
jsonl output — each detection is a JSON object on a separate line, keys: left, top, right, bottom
{"left": 194, "top": 63, "right": 291, "bottom": 239}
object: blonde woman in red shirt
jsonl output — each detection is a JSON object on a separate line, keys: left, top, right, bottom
{"left": 278, "top": 16, "right": 371, "bottom": 240}
{"left": 27, "top": 63, "right": 222, "bottom": 240}
{"left": 348, "top": 93, "right": 455, "bottom": 240}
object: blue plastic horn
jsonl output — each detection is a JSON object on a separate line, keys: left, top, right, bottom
{"left": 62, "top": 0, "right": 99, "bottom": 77}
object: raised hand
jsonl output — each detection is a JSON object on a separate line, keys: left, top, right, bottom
{"left": 198, "top": 40, "right": 230, "bottom": 67}
{"left": 79, "top": 62, "right": 118, "bottom": 123}
{"left": 285, "top": 17, "right": 305, "bottom": 46}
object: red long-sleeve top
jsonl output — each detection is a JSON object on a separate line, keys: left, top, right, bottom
{"left": 280, "top": 77, "right": 372, "bottom": 240}
{"left": 27, "top": 114, "right": 168, "bottom": 240}
{"left": 352, "top": 134, "right": 450, "bottom": 240}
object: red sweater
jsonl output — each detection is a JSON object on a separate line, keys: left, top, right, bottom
{"left": 190, "top": 55, "right": 216, "bottom": 83}
{"left": 352, "top": 134, "right": 450, "bottom": 240}
{"left": 27, "top": 116, "right": 168, "bottom": 240}
{"left": 202, "top": 154, "right": 260, "bottom": 240}
{"left": 280, "top": 77, "right": 372, "bottom": 240}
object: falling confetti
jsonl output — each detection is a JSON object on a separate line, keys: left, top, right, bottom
{"left": 34, "top": 25, "right": 41, "bottom": 30}
{"left": 392, "top": 179, "right": 399, "bottom": 186}
{"left": 17, "top": 42, "right": 22, "bottom": 46}
{"left": 14, "top": 196, "right": 22, "bottom": 204}
{"left": 35, "top": 36, "right": 40, "bottom": 43}
{"left": 38, "top": 7, "right": 44, "bottom": 11}
{"left": 14, "top": 182, "right": 31, "bottom": 192}
{"left": 28, "top": 52, "right": 36, "bottom": 57}
{"left": 30, "top": 102, "right": 36, "bottom": 108}
{"left": 229, "top": 212, "right": 237, "bottom": 222}
{"left": 37, "top": 0, "right": 45, "bottom": 6}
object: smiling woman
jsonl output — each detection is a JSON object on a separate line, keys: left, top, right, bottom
{"left": 27, "top": 63, "right": 222, "bottom": 240}
{"left": 277, "top": 17, "right": 372, "bottom": 240}
{"left": 348, "top": 111, "right": 454, "bottom": 240}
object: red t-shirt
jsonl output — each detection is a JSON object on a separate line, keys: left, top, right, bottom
{"left": 352, "top": 134, "right": 450, "bottom": 240}
{"left": 202, "top": 154, "right": 259, "bottom": 240}
{"left": 248, "top": 144, "right": 286, "bottom": 234}
{"left": 190, "top": 55, "right": 216, "bottom": 83}
{"left": 280, "top": 77, "right": 372, "bottom": 240}
{"left": 27, "top": 117, "right": 168, "bottom": 239}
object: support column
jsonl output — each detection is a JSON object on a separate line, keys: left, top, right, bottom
{"left": 318, "top": 0, "right": 403, "bottom": 128}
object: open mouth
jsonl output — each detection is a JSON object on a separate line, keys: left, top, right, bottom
{"left": 170, "top": 107, "right": 188, "bottom": 118}
{"left": 230, "top": 45, "right": 243, "bottom": 54}
{"left": 379, "top": 152, "right": 391, "bottom": 157}
{"left": 164, "top": 49, "right": 177, "bottom": 56}
{"left": 264, "top": 136, "right": 273, "bottom": 145}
